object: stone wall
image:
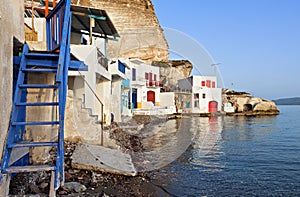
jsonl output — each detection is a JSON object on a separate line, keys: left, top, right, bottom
{"left": 0, "top": 0, "right": 24, "bottom": 163}
{"left": 71, "top": 0, "right": 169, "bottom": 63}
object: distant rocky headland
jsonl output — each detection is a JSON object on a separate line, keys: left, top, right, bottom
{"left": 223, "top": 89, "right": 280, "bottom": 116}
{"left": 273, "top": 97, "right": 300, "bottom": 105}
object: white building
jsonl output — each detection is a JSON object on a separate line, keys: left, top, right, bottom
{"left": 125, "top": 59, "right": 161, "bottom": 111}
{"left": 178, "top": 76, "right": 222, "bottom": 113}
{"left": 108, "top": 59, "right": 131, "bottom": 122}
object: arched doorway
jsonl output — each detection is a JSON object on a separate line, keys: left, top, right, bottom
{"left": 208, "top": 101, "right": 218, "bottom": 113}
{"left": 147, "top": 91, "right": 155, "bottom": 104}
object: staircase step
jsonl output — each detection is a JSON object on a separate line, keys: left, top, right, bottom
{"left": 12, "top": 121, "right": 60, "bottom": 126}
{"left": 6, "top": 165, "right": 56, "bottom": 173}
{"left": 22, "top": 68, "right": 57, "bottom": 73}
{"left": 16, "top": 102, "right": 59, "bottom": 106}
{"left": 26, "top": 59, "right": 58, "bottom": 68}
{"left": 19, "top": 84, "right": 59, "bottom": 89}
{"left": 8, "top": 142, "right": 58, "bottom": 148}
{"left": 25, "top": 53, "right": 59, "bottom": 59}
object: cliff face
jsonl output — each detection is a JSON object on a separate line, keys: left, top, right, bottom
{"left": 152, "top": 60, "right": 193, "bottom": 91}
{"left": 223, "top": 89, "right": 280, "bottom": 115}
{"left": 72, "top": 0, "right": 169, "bottom": 63}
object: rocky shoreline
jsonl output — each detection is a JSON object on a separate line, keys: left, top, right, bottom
{"left": 8, "top": 111, "right": 280, "bottom": 196}
{"left": 9, "top": 118, "right": 169, "bottom": 197}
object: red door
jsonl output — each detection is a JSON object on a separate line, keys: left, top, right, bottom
{"left": 208, "top": 101, "right": 218, "bottom": 113}
{"left": 147, "top": 91, "right": 155, "bottom": 103}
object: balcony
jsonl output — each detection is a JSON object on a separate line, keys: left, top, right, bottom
{"left": 97, "top": 48, "right": 108, "bottom": 70}
{"left": 108, "top": 60, "right": 126, "bottom": 79}
{"left": 146, "top": 80, "right": 162, "bottom": 87}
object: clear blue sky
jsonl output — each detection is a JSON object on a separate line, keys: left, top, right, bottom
{"left": 151, "top": 0, "right": 300, "bottom": 100}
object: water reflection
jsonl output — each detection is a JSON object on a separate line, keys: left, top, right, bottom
{"left": 133, "top": 118, "right": 194, "bottom": 172}
{"left": 189, "top": 116, "right": 224, "bottom": 172}
{"left": 132, "top": 116, "right": 225, "bottom": 173}
{"left": 148, "top": 108, "right": 300, "bottom": 196}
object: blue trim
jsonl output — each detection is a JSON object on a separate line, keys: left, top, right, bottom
{"left": 118, "top": 60, "right": 126, "bottom": 74}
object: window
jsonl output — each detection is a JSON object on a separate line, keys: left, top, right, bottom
{"left": 212, "top": 81, "right": 216, "bottom": 88}
{"left": 132, "top": 68, "right": 136, "bottom": 81}
{"left": 154, "top": 74, "right": 157, "bottom": 81}
{"left": 202, "top": 93, "right": 206, "bottom": 99}
{"left": 186, "top": 102, "right": 191, "bottom": 108}
{"left": 118, "top": 60, "right": 126, "bottom": 74}
{"left": 145, "top": 72, "right": 148, "bottom": 80}
{"left": 194, "top": 94, "right": 199, "bottom": 108}
{"left": 201, "top": 81, "right": 205, "bottom": 87}
{"left": 206, "top": 80, "right": 211, "bottom": 88}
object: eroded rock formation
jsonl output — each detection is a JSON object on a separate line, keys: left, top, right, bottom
{"left": 152, "top": 60, "right": 193, "bottom": 91}
{"left": 223, "top": 89, "right": 280, "bottom": 115}
{"left": 71, "top": 0, "right": 169, "bottom": 63}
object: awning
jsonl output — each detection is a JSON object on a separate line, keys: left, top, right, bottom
{"left": 71, "top": 5, "right": 119, "bottom": 39}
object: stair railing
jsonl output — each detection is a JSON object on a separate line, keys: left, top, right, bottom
{"left": 46, "top": 0, "right": 72, "bottom": 188}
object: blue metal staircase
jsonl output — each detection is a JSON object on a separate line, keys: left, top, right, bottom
{"left": 0, "top": 0, "right": 87, "bottom": 195}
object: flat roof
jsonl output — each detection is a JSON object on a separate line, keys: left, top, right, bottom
{"left": 24, "top": 3, "right": 119, "bottom": 39}
{"left": 71, "top": 5, "right": 119, "bottom": 39}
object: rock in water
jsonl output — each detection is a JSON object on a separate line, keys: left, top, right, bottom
{"left": 223, "top": 89, "right": 280, "bottom": 115}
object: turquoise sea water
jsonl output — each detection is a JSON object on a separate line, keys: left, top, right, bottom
{"left": 150, "top": 106, "right": 300, "bottom": 196}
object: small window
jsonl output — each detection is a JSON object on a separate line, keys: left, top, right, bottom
{"left": 206, "top": 80, "right": 211, "bottom": 88}
{"left": 194, "top": 93, "right": 199, "bottom": 99}
{"left": 194, "top": 101, "right": 199, "bottom": 108}
{"left": 212, "top": 81, "right": 216, "bottom": 88}
{"left": 132, "top": 68, "right": 136, "bottom": 81}
{"left": 154, "top": 74, "right": 157, "bottom": 81}
{"left": 202, "top": 93, "right": 206, "bottom": 99}
{"left": 201, "top": 81, "right": 205, "bottom": 87}
{"left": 145, "top": 72, "right": 148, "bottom": 80}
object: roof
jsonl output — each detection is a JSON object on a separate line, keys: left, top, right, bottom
{"left": 24, "top": 3, "right": 119, "bottom": 39}
{"left": 71, "top": 5, "right": 119, "bottom": 39}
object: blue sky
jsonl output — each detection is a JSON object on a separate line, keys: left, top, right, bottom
{"left": 151, "top": 0, "right": 300, "bottom": 99}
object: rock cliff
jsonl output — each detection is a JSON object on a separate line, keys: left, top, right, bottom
{"left": 71, "top": 0, "right": 169, "bottom": 63}
{"left": 223, "top": 89, "right": 280, "bottom": 115}
{"left": 152, "top": 60, "right": 193, "bottom": 91}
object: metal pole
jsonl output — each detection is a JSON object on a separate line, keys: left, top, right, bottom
{"left": 31, "top": 0, "right": 35, "bottom": 32}
{"left": 89, "top": 18, "right": 94, "bottom": 45}
{"left": 45, "top": 0, "right": 49, "bottom": 16}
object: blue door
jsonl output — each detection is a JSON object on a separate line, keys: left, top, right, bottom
{"left": 132, "top": 88, "right": 137, "bottom": 108}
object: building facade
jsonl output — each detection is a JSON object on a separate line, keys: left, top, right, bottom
{"left": 178, "top": 76, "right": 222, "bottom": 113}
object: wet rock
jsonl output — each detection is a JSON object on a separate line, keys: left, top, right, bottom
{"left": 63, "top": 182, "right": 87, "bottom": 193}
{"left": 38, "top": 182, "right": 48, "bottom": 189}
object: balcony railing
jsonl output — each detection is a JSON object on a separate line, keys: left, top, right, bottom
{"left": 146, "top": 80, "right": 162, "bottom": 87}
{"left": 97, "top": 48, "right": 108, "bottom": 70}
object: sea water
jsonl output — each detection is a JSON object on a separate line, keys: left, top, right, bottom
{"left": 149, "top": 105, "right": 300, "bottom": 196}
